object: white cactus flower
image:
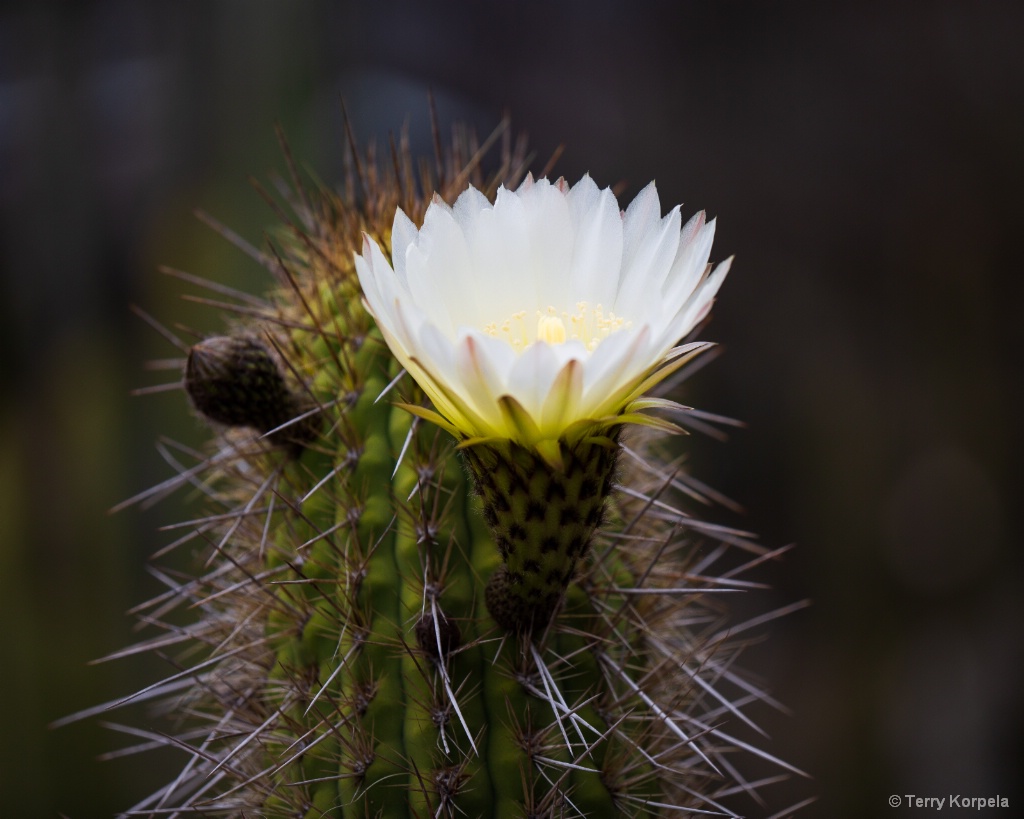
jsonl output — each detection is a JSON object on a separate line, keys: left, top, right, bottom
{"left": 355, "top": 174, "right": 731, "bottom": 457}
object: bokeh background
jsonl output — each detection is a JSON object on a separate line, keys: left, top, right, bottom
{"left": 2, "top": 1, "right": 1021, "bottom": 816}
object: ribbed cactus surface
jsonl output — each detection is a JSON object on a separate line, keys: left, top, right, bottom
{"left": 83, "top": 124, "right": 802, "bottom": 817}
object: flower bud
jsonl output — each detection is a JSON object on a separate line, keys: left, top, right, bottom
{"left": 185, "top": 335, "right": 318, "bottom": 449}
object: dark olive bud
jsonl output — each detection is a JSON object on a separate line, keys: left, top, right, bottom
{"left": 485, "top": 565, "right": 560, "bottom": 635}
{"left": 185, "top": 335, "right": 319, "bottom": 450}
{"left": 415, "top": 609, "right": 462, "bottom": 660}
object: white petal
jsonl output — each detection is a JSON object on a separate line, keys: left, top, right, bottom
{"left": 389, "top": 293, "right": 428, "bottom": 357}
{"left": 566, "top": 174, "right": 601, "bottom": 225}
{"left": 416, "top": 201, "right": 478, "bottom": 330}
{"left": 548, "top": 337, "right": 589, "bottom": 368}
{"left": 522, "top": 180, "right": 574, "bottom": 309}
{"left": 581, "top": 326, "right": 656, "bottom": 417}
{"left": 452, "top": 184, "right": 491, "bottom": 232}
{"left": 465, "top": 330, "right": 517, "bottom": 383}
{"left": 464, "top": 189, "right": 531, "bottom": 323}
{"left": 358, "top": 235, "right": 409, "bottom": 335}
{"left": 662, "top": 215, "right": 715, "bottom": 305}
{"left": 581, "top": 324, "right": 652, "bottom": 396}
{"left": 453, "top": 331, "right": 515, "bottom": 412}
{"left": 620, "top": 182, "right": 662, "bottom": 273}
{"left": 615, "top": 204, "right": 682, "bottom": 320}
{"left": 404, "top": 243, "right": 455, "bottom": 338}
{"left": 416, "top": 322, "right": 494, "bottom": 433}
{"left": 506, "top": 341, "right": 562, "bottom": 422}
{"left": 391, "top": 208, "right": 419, "bottom": 284}
{"left": 539, "top": 357, "right": 584, "bottom": 436}
{"left": 663, "top": 256, "right": 732, "bottom": 343}
{"left": 453, "top": 334, "right": 506, "bottom": 428}
{"left": 569, "top": 184, "right": 622, "bottom": 307}
{"left": 354, "top": 239, "right": 386, "bottom": 317}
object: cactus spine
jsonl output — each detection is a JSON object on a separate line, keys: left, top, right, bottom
{"left": 94, "top": 123, "right": 802, "bottom": 817}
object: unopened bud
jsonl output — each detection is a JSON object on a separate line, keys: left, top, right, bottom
{"left": 185, "top": 335, "right": 319, "bottom": 449}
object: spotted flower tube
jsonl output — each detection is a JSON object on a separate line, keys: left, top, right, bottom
{"left": 356, "top": 174, "right": 732, "bottom": 630}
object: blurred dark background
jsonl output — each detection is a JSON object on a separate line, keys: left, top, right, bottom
{"left": 2, "top": 1, "right": 1021, "bottom": 816}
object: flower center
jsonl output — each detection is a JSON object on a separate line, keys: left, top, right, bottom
{"left": 537, "top": 314, "right": 567, "bottom": 345}
{"left": 483, "top": 303, "right": 631, "bottom": 352}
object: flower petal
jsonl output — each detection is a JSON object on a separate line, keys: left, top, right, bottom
{"left": 569, "top": 181, "right": 622, "bottom": 307}
{"left": 391, "top": 208, "right": 419, "bottom": 284}
{"left": 621, "top": 181, "right": 662, "bottom": 273}
{"left": 453, "top": 333, "right": 510, "bottom": 428}
{"left": 452, "top": 185, "right": 492, "bottom": 231}
{"left": 497, "top": 394, "right": 543, "bottom": 443}
{"left": 412, "top": 323, "right": 495, "bottom": 436}
{"left": 539, "top": 358, "right": 584, "bottom": 437}
{"left": 616, "top": 203, "right": 682, "bottom": 321}
{"left": 581, "top": 325, "right": 656, "bottom": 417}
{"left": 662, "top": 214, "right": 715, "bottom": 306}
{"left": 506, "top": 341, "right": 562, "bottom": 423}
{"left": 663, "top": 256, "right": 732, "bottom": 345}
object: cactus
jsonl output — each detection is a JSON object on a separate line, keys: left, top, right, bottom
{"left": 84, "top": 121, "right": 805, "bottom": 817}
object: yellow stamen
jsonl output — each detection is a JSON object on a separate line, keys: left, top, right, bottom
{"left": 484, "top": 302, "right": 631, "bottom": 351}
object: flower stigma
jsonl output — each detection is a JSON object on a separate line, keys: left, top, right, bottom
{"left": 536, "top": 313, "right": 566, "bottom": 345}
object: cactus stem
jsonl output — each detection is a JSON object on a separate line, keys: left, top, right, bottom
{"left": 71, "top": 120, "right": 809, "bottom": 817}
